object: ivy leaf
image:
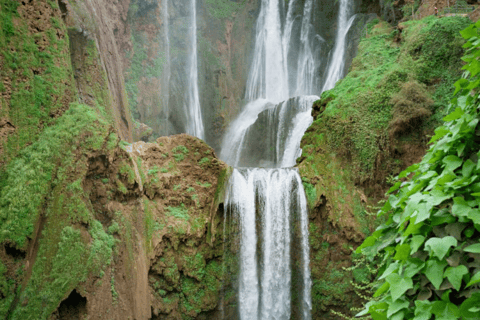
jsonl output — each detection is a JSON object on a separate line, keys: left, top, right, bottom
{"left": 404, "top": 258, "right": 425, "bottom": 278}
{"left": 379, "top": 262, "right": 399, "bottom": 280}
{"left": 414, "top": 300, "right": 432, "bottom": 320}
{"left": 466, "top": 271, "right": 480, "bottom": 287}
{"left": 443, "top": 155, "right": 463, "bottom": 172}
{"left": 373, "top": 281, "right": 390, "bottom": 298}
{"left": 424, "top": 237, "right": 457, "bottom": 260}
{"left": 444, "top": 265, "right": 468, "bottom": 291}
{"left": 462, "top": 159, "right": 475, "bottom": 177}
{"left": 432, "top": 301, "right": 460, "bottom": 320}
{"left": 460, "top": 292, "right": 480, "bottom": 319}
{"left": 387, "top": 299, "right": 409, "bottom": 318}
{"left": 443, "top": 107, "right": 464, "bottom": 122}
{"left": 464, "top": 243, "right": 480, "bottom": 253}
{"left": 394, "top": 243, "right": 411, "bottom": 261}
{"left": 467, "top": 209, "right": 480, "bottom": 224}
{"left": 410, "top": 235, "right": 425, "bottom": 254}
{"left": 460, "top": 25, "right": 477, "bottom": 40}
{"left": 452, "top": 197, "right": 471, "bottom": 218}
{"left": 425, "top": 259, "right": 448, "bottom": 289}
{"left": 386, "top": 273, "right": 413, "bottom": 301}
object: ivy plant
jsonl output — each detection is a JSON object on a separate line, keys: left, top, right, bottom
{"left": 356, "top": 20, "right": 480, "bottom": 320}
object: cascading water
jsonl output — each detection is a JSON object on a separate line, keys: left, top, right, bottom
{"left": 221, "top": 0, "right": 355, "bottom": 318}
{"left": 184, "top": 0, "right": 204, "bottom": 139}
{"left": 220, "top": 96, "right": 318, "bottom": 168}
{"left": 225, "top": 168, "right": 311, "bottom": 320}
{"left": 322, "top": 0, "right": 356, "bottom": 91}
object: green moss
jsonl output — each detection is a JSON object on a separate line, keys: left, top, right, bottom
{"left": 196, "top": 181, "right": 212, "bottom": 188}
{"left": 165, "top": 204, "right": 189, "bottom": 221}
{"left": 204, "top": 0, "right": 248, "bottom": 19}
{"left": 198, "top": 157, "right": 210, "bottom": 165}
{"left": 0, "top": 0, "right": 76, "bottom": 164}
{"left": 119, "top": 161, "right": 136, "bottom": 184}
{"left": 0, "top": 104, "right": 110, "bottom": 248}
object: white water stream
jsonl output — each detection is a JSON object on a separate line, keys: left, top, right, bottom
{"left": 225, "top": 168, "right": 311, "bottom": 320}
{"left": 162, "top": 0, "right": 171, "bottom": 133}
{"left": 322, "top": 0, "right": 356, "bottom": 91}
{"left": 184, "top": 0, "right": 204, "bottom": 139}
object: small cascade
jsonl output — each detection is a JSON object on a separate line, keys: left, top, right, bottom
{"left": 184, "top": 0, "right": 204, "bottom": 139}
{"left": 322, "top": 0, "right": 356, "bottom": 91}
{"left": 220, "top": 96, "right": 318, "bottom": 168}
{"left": 225, "top": 168, "right": 311, "bottom": 320}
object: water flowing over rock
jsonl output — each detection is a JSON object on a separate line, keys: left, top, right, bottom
{"left": 220, "top": 96, "right": 318, "bottom": 168}
{"left": 225, "top": 168, "right": 311, "bottom": 320}
{"left": 322, "top": 0, "right": 356, "bottom": 91}
{"left": 220, "top": 0, "right": 363, "bottom": 317}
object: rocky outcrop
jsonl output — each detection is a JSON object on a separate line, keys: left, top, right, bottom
{"left": 0, "top": 116, "right": 232, "bottom": 318}
{"left": 62, "top": 0, "right": 134, "bottom": 141}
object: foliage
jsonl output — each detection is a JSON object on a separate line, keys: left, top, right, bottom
{"left": 0, "top": 104, "right": 109, "bottom": 248}
{"left": 356, "top": 20, "right": 480, "bottom": 320}
{"left": 308, "top": 16, "right": 470, "bottom": 182}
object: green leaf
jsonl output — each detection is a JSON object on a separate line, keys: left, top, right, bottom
{"left": 443, "top": 107, "right": 464, "bottom": 122}
{"left": 460, "top": 293, "right": 480, "bottom": 319}
{"left": 394, "top": 244, "right": 411, "bottom": 261}
{"left": 443, "top": 155, "right": 463, "bottom": 172}
{"left": 387, "top": 273, "right": 413, "bottom": 301}
{"left": 387, "top": 299, "right": 408, "bottom": 318}
{"left": 373, "top": 281, "right": 390, "bottom": 298}
{"left": 356, "top": 235, "right": 377, "bottom": 253}
{"left": 379, "top": 262, "right": 400, "bottom": 280}
{"left": 432, "top": 301, "right": 460, "bottom": 320}
{"left": 410, "top": 235, "right": 425, "bottom": 254}
{"left": 452, "top": 197, "right": 471, "bottom": 218}
{"left": 404, "top": 258, "right": 425, "bottom": 278}
{"left": 466, "top": 271, "right": 480, "bottom": 287}
{"left": 460, "top": 25, "right": 477, "bottom": 40}
{"left": 444, "top": 265, "right": 468, "bottom": 291}
{"left": 464, "top": 243, "right": 480, "bottom": 253}
{"left": 425, "top": 259, "right": 448, "bottom": 290}
{"left": 468, "top": 209, "right": 480, "bottom": 224}
{"left": 414, "top": 300, "right": 432, "bottom": 320}
{"left": 424, "top": 236, "right": 457, "bottom": 260}
{"left": 463, "top": 159, "right": 475, "bottom": 177}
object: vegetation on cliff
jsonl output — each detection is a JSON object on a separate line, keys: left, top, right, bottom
{"left": 0, "top": 1, "right": 231, "bottom": 319}
{"left": 356, "top": 19, "right": 480, "bottom": 320}
{"left": 299, "top": 15, "right": 471, "bottom": 319}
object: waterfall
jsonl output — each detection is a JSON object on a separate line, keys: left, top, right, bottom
{"left": 184, "top": 0, "right": 204, "bottom": 139}
{"left": 293, "top": 0, "right": 315, "bottom": 96}
{"left": 322, "top": 0, "right": 356, "bottom": 91}
{"left": 221, "top": 0, "right": 356, "bottom": 318}
{"left": 225, "top": 168, "right": 311, "bottom": 320}
{"left": 246, "top": 0, "right": 289, "bottom": 103}
{"left": 162, "top": 0, "right": 171, "bottom": 134}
